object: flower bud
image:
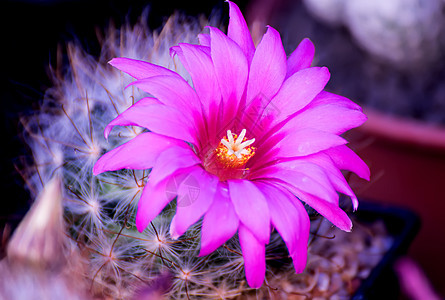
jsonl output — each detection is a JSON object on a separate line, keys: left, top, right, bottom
{"left": 7, "top": 176, "right": 66, "bottom": 269}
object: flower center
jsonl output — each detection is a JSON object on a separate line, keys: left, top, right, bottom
{"left": 214, "top": 129, "right": 256, "bottom": 169}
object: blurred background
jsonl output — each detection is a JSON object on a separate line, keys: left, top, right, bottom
{"left": 252, "top": 0, "right": 445, "bottom": 297}
{"left": 1, "top": 0, "right": 444, "bottom": 298}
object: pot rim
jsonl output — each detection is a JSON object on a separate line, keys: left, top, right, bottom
{"left": 357, "top": 107, "right": 445, "bottom": 151}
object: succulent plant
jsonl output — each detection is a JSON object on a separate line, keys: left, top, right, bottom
{"left": 7, "top": 7, "right": 389, "bottom": 300}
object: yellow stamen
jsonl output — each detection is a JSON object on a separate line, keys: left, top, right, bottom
{"left": 215, "top": 129, "right": 256, "bottom": 169}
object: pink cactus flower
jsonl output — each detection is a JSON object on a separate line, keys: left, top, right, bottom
{"left": 93, "top": 1, "right": 369, "bottom": 288}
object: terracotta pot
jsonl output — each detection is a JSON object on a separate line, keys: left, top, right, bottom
{"left": 347, "top": 108, "right": 445, "bottom": 296}
{"left": 360, "top": 107, "right": 445, "bottom": 151}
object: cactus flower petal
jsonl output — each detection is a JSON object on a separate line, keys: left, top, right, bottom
{"left": 95, "top": 0, "right": 369, "bottom": 288}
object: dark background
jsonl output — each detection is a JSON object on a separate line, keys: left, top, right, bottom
{"left": 0, "top": 0, "right": 249, "bottom": 232}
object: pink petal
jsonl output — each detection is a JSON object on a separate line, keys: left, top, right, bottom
{"left": 227, "top": 1, "right": 255, "bottom": 63}
{"left": 282, "top": 103, "right": 367, "bottom": 135}
{"left": 175, "top": 43, "right": 221, "bottom": 120}
{"left": 286, "top": 38, "right": 315, "bottom": 78}
{"left": 238, "top": 95, "right": 277, "bottom": 139}
{"left": 325, "top": 145, "right": 370, "bottom": 180}
{"left": 279, "top": 155, "right": 359, "bottom": 210}
{"left": 270, "top": 67, "right": 330, "bottom": 123}
{"left": 295, "top": 189, "right": 353, "bottom": 232}
{"left": 199, "top": 183, "right": 239, "bottom": 256}
{"left": 253, "top": 162, "right": 338, "bottom": 205}
{"left": 258, "top": 183, "right": 309, "bottom": 273}
{"left": 136, "top": 178, "right": 177, "bottom": 231}
{"left": 247, "top": 130, "right": 286, "bottom": 168}
{"left": 93, "top": 132, "right": 182, "bottom": 175}
{"left": 169, "top": 45, "right": 182, "bottom": 59}
{"left": 329, "top": 173, "right": 359, "bottom": 211}
{"left": 104, "top": 99, "right": 197, "bottom": 144}
{"left": 128, "top": 75, "right": 201, "bottom": 119}
{"left": 148, "top": 146, "right": 201, "bottom": 187}
{"left": 169, "top": 167, "right": 218, "bottom": 238}
{"left": 395, "top": 258, "right": 442, "bottom": 300}
{"left": 182, "top": 43, "right": 211, "bottom": 56}
{"left": 239, "top": 225, "right": 265, "bottom": 289}
{"left": 227, "top": 180, "right": 270, "bottom": 244}
{"left": 109, "top": 57, "right": 180, "bottom": 80}
{"left": 313, "top": 91, "right": 362, "bottom": 110}
{"left": 209, "top": 27, "right": 248, "bottom": 125}
{"left": 244, "top": 26, "right": 286, "bottom": 123}
{"left": 170, "top": 44, "right": 211, "bottom": 60}
{"left": 276, "top": 128, "right": 347, "bottom": 157}
{"left": 168, "top": 216, "right": 180, "bottom": 240}
{"left": 198, "top": 33, "right": 211, "bottom": 47}
{"left": 315, "top": 154, "right": 359, "bottom": 210}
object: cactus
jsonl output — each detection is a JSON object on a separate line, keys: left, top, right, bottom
{"left": 10, "top": 9, "right": 391, "bottom": 300}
